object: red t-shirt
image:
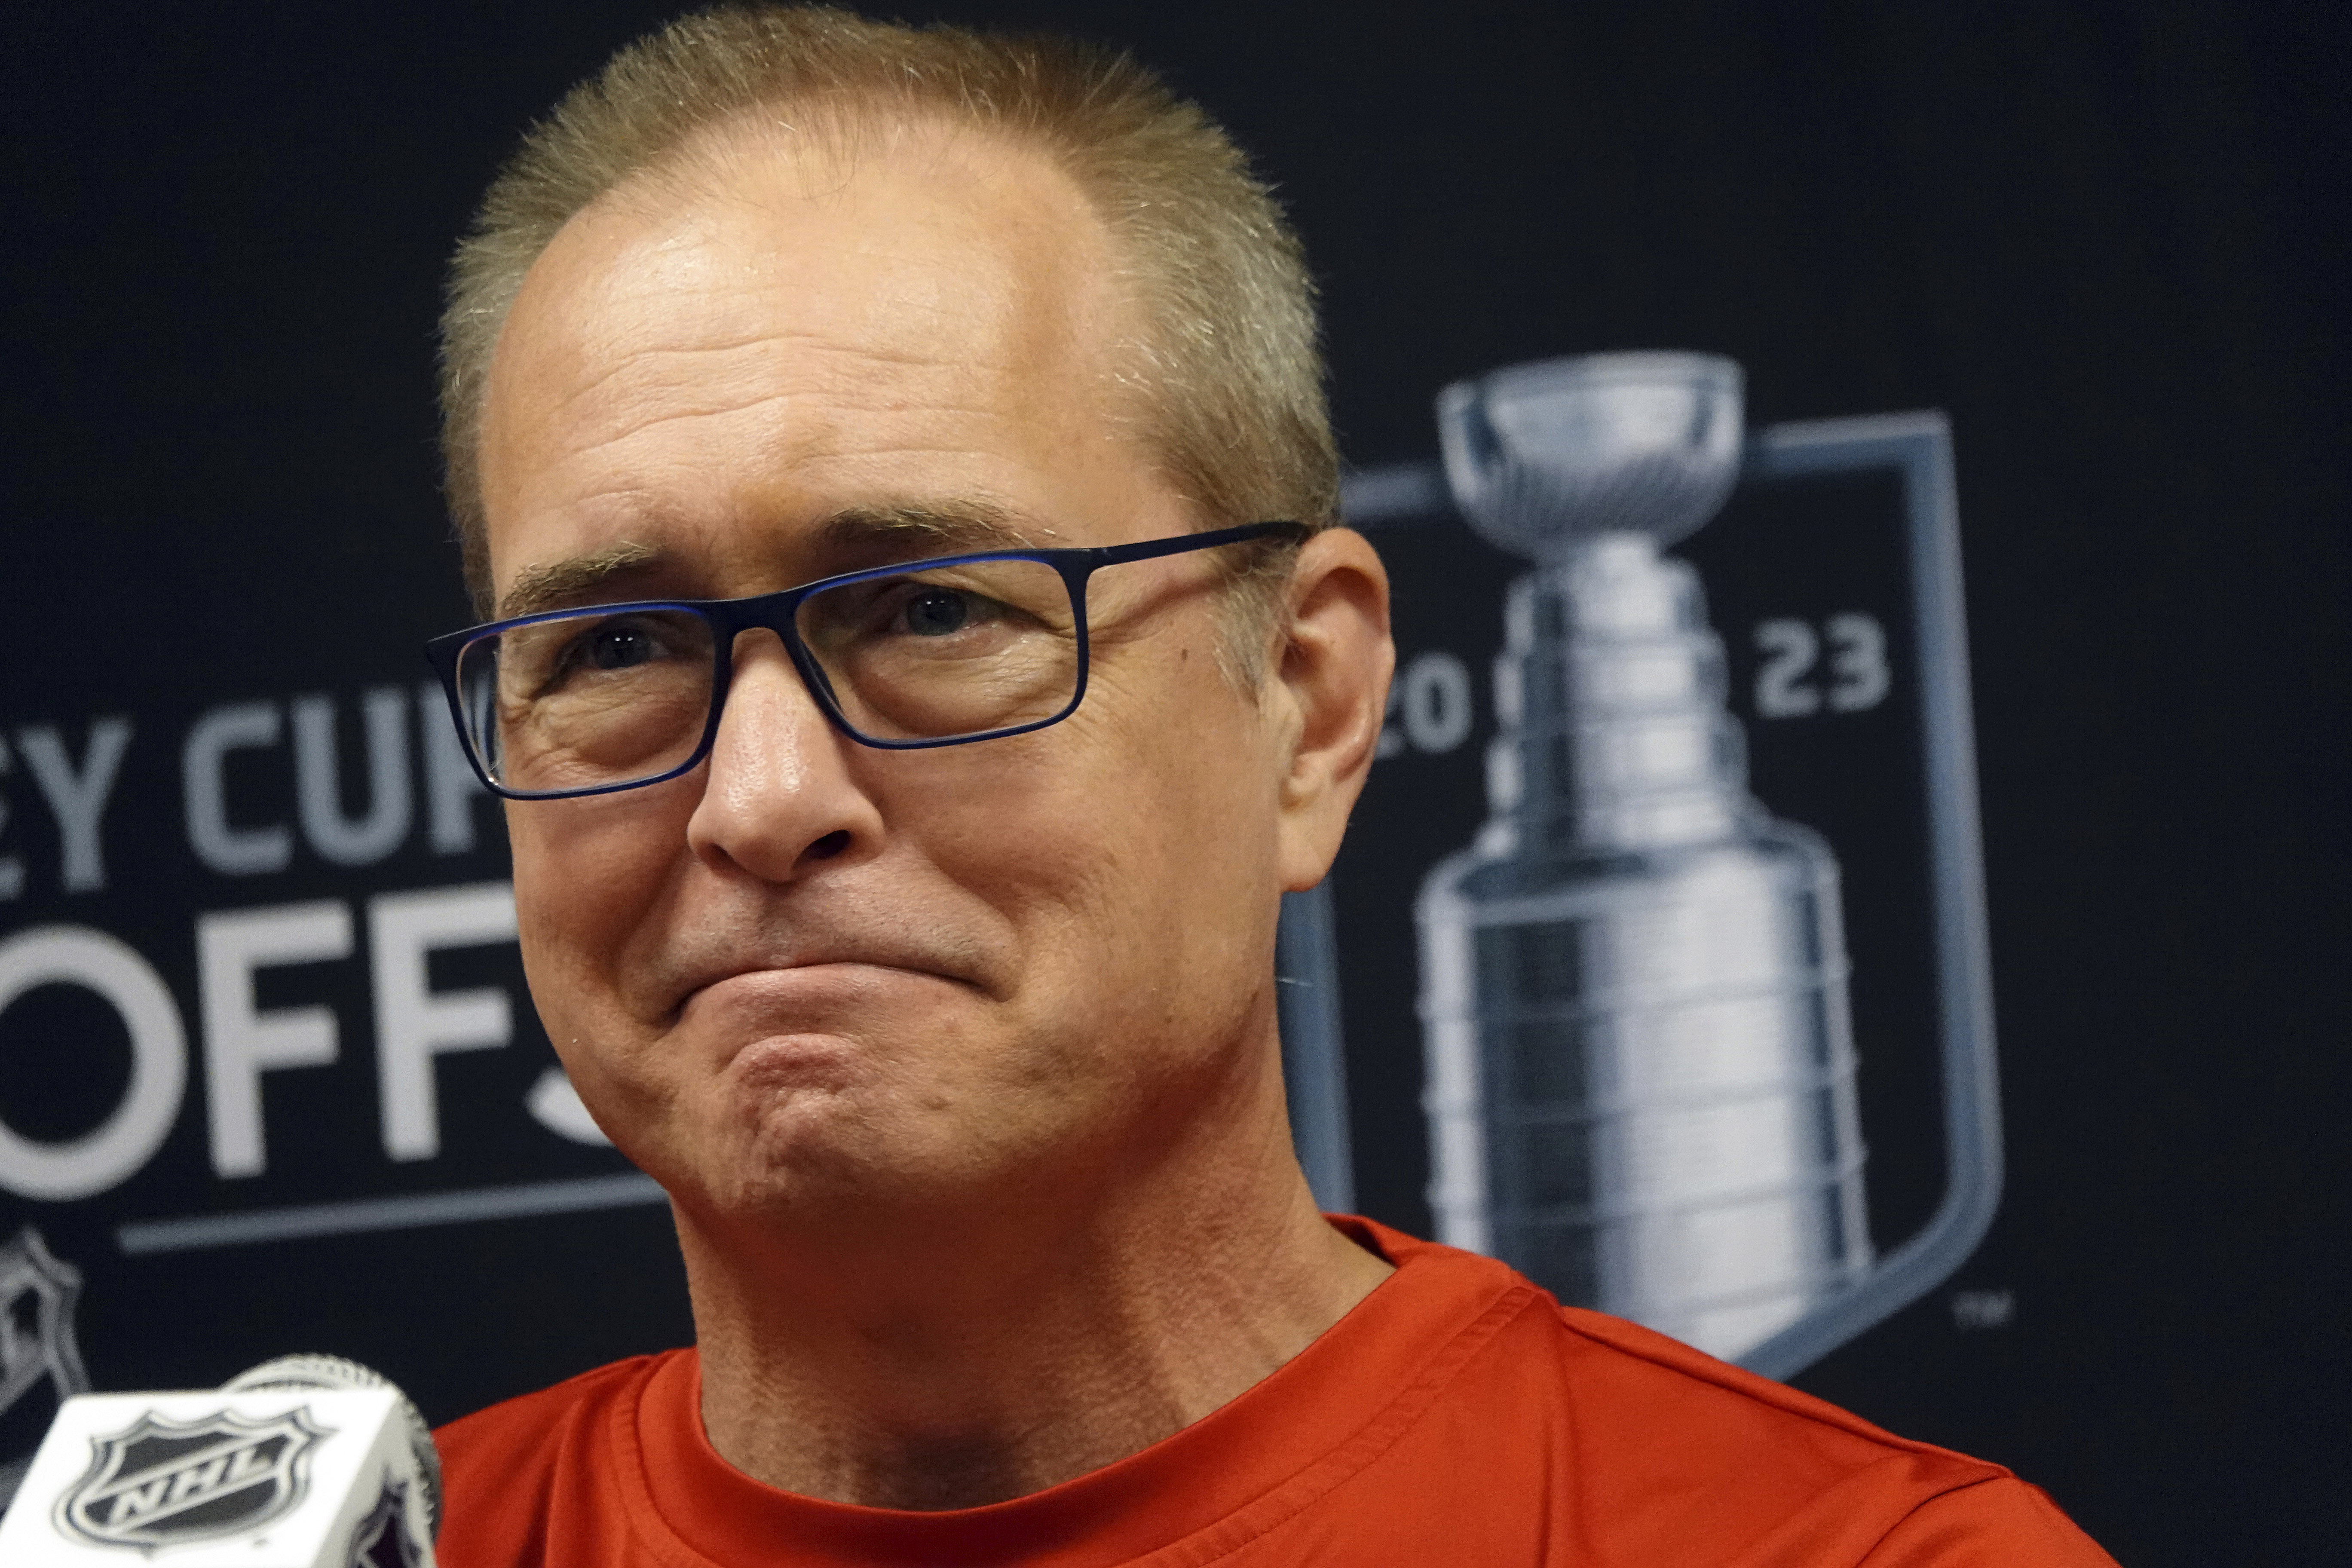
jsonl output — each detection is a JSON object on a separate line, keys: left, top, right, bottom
{"left": 435, "top": 1218, "right": 2113, "bottom": 1565}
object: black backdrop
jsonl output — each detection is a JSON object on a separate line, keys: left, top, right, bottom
{"left": 4, "top": 4, "right": 2348, "bottom": 1562}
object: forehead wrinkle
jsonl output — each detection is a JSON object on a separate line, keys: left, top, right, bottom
{"left": 553, "top": 309, "right": 970, "bottom": 420}
{"left": 550, "top": 343, "right": 1000, "bottom": 472}
{"left": 557, "top": 384, "right": 815, "bottom": 464}
{"left": 547, "top": 326, "right": 840, "bottom": 423}
{"left": 513, "top": 244, "right": 978, "bottom": 463}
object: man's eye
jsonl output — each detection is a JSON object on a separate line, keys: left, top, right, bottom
{"left": 900, "top": 588, "right": 977, "bottom": 637}
{"left": 587, "top": 623, "right": 661, "bottom": 668}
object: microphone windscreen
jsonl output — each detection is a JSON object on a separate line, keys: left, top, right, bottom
{"left": 0, "top": 1356, "right": 439, "bottom": 1567}
{"left": 223, "top": 1356, "right": 441, "bottom": 1542}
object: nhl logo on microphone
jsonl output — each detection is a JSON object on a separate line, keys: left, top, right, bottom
{"left": 56, "top": 1407, "right": 328, "bottom": 1549}
{"left": 1, "top": 1376, "right": 436, "bottom": 1565}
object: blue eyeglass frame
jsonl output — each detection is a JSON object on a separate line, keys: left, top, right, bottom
{"left": 424, "top": 518, "right": 1310, "bottom": 801}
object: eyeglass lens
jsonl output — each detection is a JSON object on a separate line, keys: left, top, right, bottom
{"left": 454, "top": 557, "right": 1082, "bottom": 793}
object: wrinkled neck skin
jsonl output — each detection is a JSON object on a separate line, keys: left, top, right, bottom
{"left": 674, "top": 997, "right": 1392, "bottom": 1512}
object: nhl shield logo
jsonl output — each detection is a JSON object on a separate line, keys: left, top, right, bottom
{"left": 0, "top": 1227, "right": 92, "bottom": 1509}
{"left": 58, "top": 1407, "right": 330, "bottom": 1550}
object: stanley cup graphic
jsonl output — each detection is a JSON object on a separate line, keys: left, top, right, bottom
{"left": 1416, "top": 352, "right": 1873, "bottom": 1363}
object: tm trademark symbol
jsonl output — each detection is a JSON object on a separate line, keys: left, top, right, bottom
{"left": 1950, "top": 1289, "right": 2015, "bottom": 1331}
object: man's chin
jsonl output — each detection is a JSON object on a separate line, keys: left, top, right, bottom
{"left": 663, "top": 1105, "right": 1026, "bottom": 1246}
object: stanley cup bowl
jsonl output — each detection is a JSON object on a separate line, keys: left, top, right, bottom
{"left": 1438, "top": 352, "right": 1746, "bottom": 560}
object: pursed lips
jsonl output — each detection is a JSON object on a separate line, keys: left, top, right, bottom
{"left": 656, "top": 943, "right": 987, "bottom": 1025}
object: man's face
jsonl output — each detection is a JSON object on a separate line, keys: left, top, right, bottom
{"left": 476, "top": 126, "right": 1305, "bottom": 1234}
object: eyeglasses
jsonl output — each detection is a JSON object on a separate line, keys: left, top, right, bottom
{"left": 425, "top": 519, "right": 1308, "bottom": 800}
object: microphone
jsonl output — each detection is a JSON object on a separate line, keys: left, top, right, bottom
{"left": 0, "top": 1353, "right": 439, "bottom": 1566}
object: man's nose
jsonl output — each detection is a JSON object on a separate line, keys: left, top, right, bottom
{"left": 685, "top": 631, "right": 885, "bottom": 881}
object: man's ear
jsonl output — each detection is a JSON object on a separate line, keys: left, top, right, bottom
{"left": 1271, "top": 527, "right": 1393, "bottom": 893}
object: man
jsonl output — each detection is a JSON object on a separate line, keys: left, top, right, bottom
{"left": 428, "top": 6, "right": 2115, "bottom": 1562}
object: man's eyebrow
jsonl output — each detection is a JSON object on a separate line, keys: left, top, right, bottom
{"left": 498, "top": 541, "right": 664, "bottom": 619}
{"left": 493, "top": 504, "right": 1063, "bottom": 620}
{"left": 819, "top": 502, "right": 1064, "bottom": 555}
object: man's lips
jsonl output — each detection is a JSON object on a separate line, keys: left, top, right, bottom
{"left": 658, "top": 949, "right": 984, "bottom": 1023}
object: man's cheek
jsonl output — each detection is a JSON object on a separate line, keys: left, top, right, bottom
{"left": 516, "top": 796, "right": 678, "bottom": 892}
{"left": 511, "top": 810, "right": 677, "bottom": 1001}
{"left": 515, "top": 914, "right": 603, "bottom": 1054}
